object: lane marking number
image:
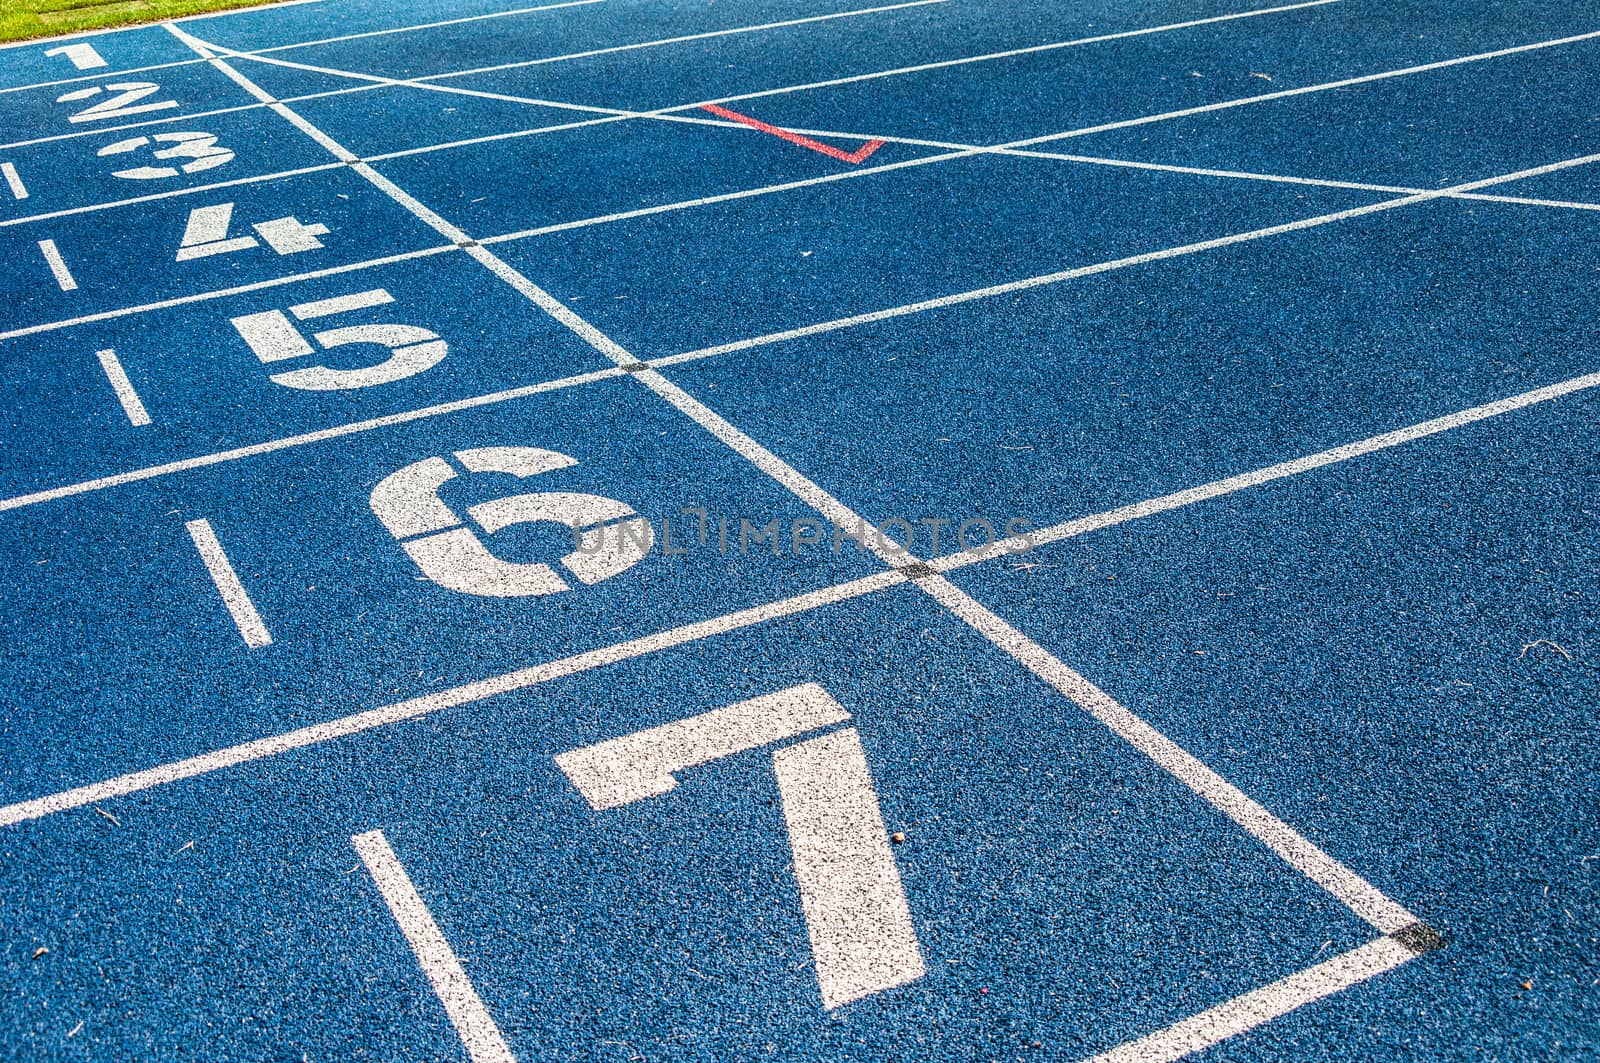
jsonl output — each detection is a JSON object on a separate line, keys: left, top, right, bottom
{"left": 45, "top": 44, "right": 109, "bottom": 71}
{"left": 99, "top": 131, "right": 234, "bottom": 180}
{"left": 371, "top": 446, "right": 652, "bottom": 597}
{"left": 57, "top": 82, "right": 179, "bottom": 124}
{"left": 556, "top": 682, "right": 926, "bottom": 1009}
{"left": 178, "top": 202, "right": 328, "bottom": 260}
{"left": 230, "top": 289, "right": 440, "bottom": 391}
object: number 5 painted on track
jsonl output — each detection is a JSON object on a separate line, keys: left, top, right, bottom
{"left": 230, "top": 289, "right": 444, "bottom": 391}
{"left": 556, "top": 683, "right": 926, "bottom": 1009}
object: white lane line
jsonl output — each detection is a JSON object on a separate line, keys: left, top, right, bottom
{"left": 2, "top": 162, "right": 27, "bottom": 200}
{"left": 0, "top": 161, "right": 344, "bottom": 230}
{"left": 3, "top": 136, "right": 1596, "bottom": 481}
{"left": 1087, "top": 936, "right": 1420, "bottom": 1063}
{"left": 1, "top": 356, "right": 1586, "bottom": 834}
{"left": 0, "top": 100, "right": 269, "bottom": 154}
{"left": 2, "top": 357, "right": 1593, "bottom": 830}
{"left": 1009, "top": 26, "right": 1600, "bottom": 150}
{"left": 644, "top": 0, "right": 1342, "bottom": 111}
{"left": 255, "top": 0, "right": 603, "bottom": 56}
{"left": 94, "top": 349, "right": 150, "bottom": 426}
{"left": 353, "top": 830, "right": 517, "bottom": 1063}
{"left": 242, "top": 0, "right": 1419, "bottom": 927}
{"left": 37, "top": 238, "right": 77, "bottom": 291}
{"left": 0, "top": 570, "right": 903, "bottom": 829}
{"left": 0, "top": 243, "right": 457, "bottom": 343}
{"left": 937, "top": 368, "right": 1600, "bottom": 571}
{"left": 184, "top": 518, "right": 272, "bottom": 649}
{"left": 0, "top": 58, "right": 214, "bottom": 98}
{"left": 669, "top": 148, "right": 1600, "bottom": 362}
{"left": 0, "top": 365, "right": 622, "bottom": 514}
{"left": 999, "top": 147, "right": 1600, "bottom": 212}
{"left": 917, "top": 574, "right": 1414, "bottom": 932}
{"left": 0, "top": 0, "right": 605, "bottom": 96}
{"left": 773, "top": 727, "right": 926, "bottom": 1008}
{"left": 404, "top": 0, "right": 950, "bottom": 83}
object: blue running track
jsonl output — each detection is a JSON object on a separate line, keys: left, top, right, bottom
{"left": 1, "top": 0, "right": 1597, "bottom": 1059}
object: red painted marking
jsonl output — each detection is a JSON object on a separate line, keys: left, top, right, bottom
{"left": 700, "top": 103, "right": 886, "bottom": 165}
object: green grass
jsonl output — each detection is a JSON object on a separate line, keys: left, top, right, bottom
{"left": 1, "top": 0, "right": 285, "bottom": 44}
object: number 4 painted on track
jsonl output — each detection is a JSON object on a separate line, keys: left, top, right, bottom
{"left": 556, "top": 682, "right": 926, "bottom": 1010}
{"left": 177, "top": 202, "right": 328, "bottom": 261}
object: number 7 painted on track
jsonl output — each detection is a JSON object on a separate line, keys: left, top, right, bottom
{"left": 555, "top": 682, "right": 926, "bottom": 1009}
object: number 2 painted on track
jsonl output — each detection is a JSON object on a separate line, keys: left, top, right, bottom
{"left": 57, "top": 82, "right": 178, "bottom": 124}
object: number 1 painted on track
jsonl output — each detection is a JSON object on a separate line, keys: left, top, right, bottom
{"left": 556, "top": 682, "right": 926, "bottom": 1009}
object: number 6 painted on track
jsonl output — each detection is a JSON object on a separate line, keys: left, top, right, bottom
{"left": 230, "top": 289, "right": 445, "bottom": 391}
{"left": 371, "top": 446, "right": 653, "bottom": 597}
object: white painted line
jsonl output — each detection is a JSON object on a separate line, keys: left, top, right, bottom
{"left": 0, "top": 570, "right": 903, "bottom": 829}
{"left": 938, "top": 367, "right": 1600, "bottom": 571}
{"left": 480, "top": 146, "right": 978, "bottom": 243}
{"left": 556, "top": 682, "right": 850, "bottom": 809}
{"left": 0, "top": 100, "right": 267, "bottom": 154}
{"left": 661, "top": 0, "right": 1342, "bottom": 111}
{"left": 37, "top": 238, "right": 77, "bottom": 291}
{"left": 184, "top": 518, "right": 272, "bottom": 649}
{"left": 94, "top": 349, "right": 150, "bottom": 426}
{"left": 0, "top": 365, "right": 622, "bottom": 514}
{"left": 1, "top": 162, "right": 27, "bottom": 200}
{"left": 0, "top": 0, "right": 599, "bottom": 97}
{"left": 917, "top": 575, "right": 1416, "bottom": 931}
{"left": 0, "top": 243, "right": 457, "bottom": 344}
{"left": 773, "top": 727, "right": 926, "bottom": 1008}
{"left": 408, "top": 0, "right": 950, "bottom": 84}
{"left": 671, "top": 148, "right": 1600, "bottom": 362}
{"left": 256, "top": 0, "right": 604, "bottom": 56}
{"left": 1087, "top": 936, "right": 1418, "bottom": 1062}
{"left": 353, "top": 830, "right": 517, "bottom": 1063}
{"left": 0, "top": 58, "right": 215, "bottom": 98}
{"left": 1015, "top": 26, "right": 1600, "bottom": 150}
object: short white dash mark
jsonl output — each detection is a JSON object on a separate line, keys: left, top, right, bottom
{"left": 1, "top": 162, "right": 27, "bottom": 200}
{"left": 185, "top": 518, "right": 271, "bottom": 648}
{"left": 353, "top": 830, "right": 517, "bottom": 1063}
{"left": 38, "top": 239, "right": 76, "bottom": 291}
{"left": 95, "top": 349, "right": 150, "bottom": 426}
